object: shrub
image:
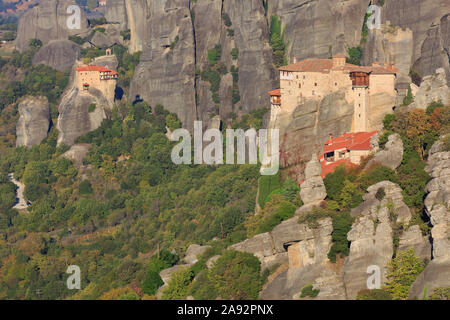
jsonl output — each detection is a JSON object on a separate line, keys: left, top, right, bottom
{"left": 79, "top": 180, "right": 93, "bottom": 195}
{"left": 384, "top": 248, "right": 425, "bottom": 300}
{"left": 300, "top": 284, "right": 320, "bottom": 298}
{"left": 357, "top": 289, "right": 392, "bottom": 300}
{"left": 88, "top": 103, "right": 96, "bottom": 113}
{"left": 208, "top": 44, "right": 222, "bottom": 66}
{"left": 327, "top": 210, "right": 354, "bottom": 263}
{"left": 258, "top": 173, "right": 280, "bottom": 208}
{"left": 141, "top": 270, "right": 163, "bottom": 295}
{"left": 324, "top": 165, "right": 347, "bottom": 201}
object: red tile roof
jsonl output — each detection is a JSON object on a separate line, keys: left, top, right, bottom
{"left": 320, "top": 159, "right": 357, "bottom": 178}
{"left": 279, "top": 58, "right": 397, "bottom": 75}
{"left": 323, "top": 131, "right": 377, "bottom": 153}
{"left": 76, "top": 66, "right": 116, "bottom": 72}
{"left": 268, "top": 89, "right": 281, "bottom": 96}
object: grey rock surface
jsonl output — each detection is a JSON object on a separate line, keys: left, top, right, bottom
{"left": 16, "top": 96, "right": 50, "bottom": 148}
{"left": 366, "top": 133, "right": 404, "bottom": 170}
{"left": 15, "top": 0, "right": 89, "bottom": 52}
{"left": 410, "top": 68, "right": 450, "bottom": 110}
{"left": 184, "top": 244, "right": 211, "bottom": 265}
{"left": 300, "top": 155, "right": 327, "bottom": 205}
{"left": 32, "top": 40, "right": 80, "bottom": 71}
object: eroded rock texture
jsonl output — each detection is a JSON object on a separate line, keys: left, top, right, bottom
{"left": 366, "top": 133, "right": 403, "bottom": 170}
{"left": 409, "top": 137, "right": 450, "bottom": 299}
{"left": 15, "top": 0, "right": 89, "bottom": 52}
{"left": 410, "top": 68, "right": 450, "bottom": 110}
{"left": 300, "top": 155, "right": 327, "bottom": 205}
{"left": 32, "top": 39, "right": 80, "bottom": 71}
{"left": 16, "top": 96, "right": 50, "bottom": 148}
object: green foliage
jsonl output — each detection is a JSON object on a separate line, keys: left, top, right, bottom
{"left": 197, "top": 250, "right": 262, "bottom": 300}
{"left": 88, "top": 103, "right": 96, "bottom": 113}
{"left": 120, "top": 29, "right": 131, "bottom": 41}
{"left": 269, "top": 15, "right": 287, "bottom": 67}
{"left": 170, "top": 35, "right": 179, "bottom": 50}
{"left": 402, "top": 85, "right": 414, "bottom": 106}
{"left": 162, "top": 267, "right": 194, "bottom": 300}
{"left": 328, "top": 211, "right": 354, "bottom": 263}
{"left": 357, "top": 289, "right": 392, "bottom": 300}
{"left": 208, "top": 44, "right": 222, "bottom": 66}
{"left": 297, "top": 206, "right": 334, "bottom": 229}
{"left": 300, "top": 284, "right": 320, "bottom": 298}
{"left": 29, "top": 39, "right": 42, "bottom": 48}
{"left": 384, "top": 248, "right": 425, "bottom": 300}
{"left": 324, "top": 165, "right": 347, "bottom": 201}
{"left": 141, "top": 270, "right": 164, "bottom": 295}
{"left": 258, "top": 173, "right": 281, "bottom": 209}
{"left": 346, "top": 46, "right": 363, "bottom": 65}
{"left": 79, "top": 180, "right": 93, "bottom": 195}
{"left": 428, "top": 287, "right": 450, "bottom": 300}
{"left": 231, "top": 48, "right": 239, "bottom": 60}
{"left": 222, "top": 13, "right": 232, "bottom": 27}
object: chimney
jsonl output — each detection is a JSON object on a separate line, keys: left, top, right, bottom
{"left": 293, "top": 56, "right": 297, "bottom": 64}
{"left": 329, "top": 133, "right": 333, "bottom": 145}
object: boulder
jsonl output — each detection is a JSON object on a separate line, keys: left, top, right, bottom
{"left": 410, "top": 68, "right": 450, "bottom": 110}
{"left": 366, "top": 133, "right": 403, "bottom": 170}
{"left": 16, "top": 96, "right": 50, "bottom": 148}
{"left": 15, "top": 0, "right": 89, "bottom": 52}
{"left": 183, "top": 244, "right": 211, "bottom": 265}
{"left": 32, "top": 40, "right": 80, "bottom": 71}
{"left": 300, "top": 155, "right": 327, "bottom": 205}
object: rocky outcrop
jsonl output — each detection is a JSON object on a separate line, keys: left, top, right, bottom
{"left": 410, "top": 68, "right": 450, "bottom": 110}
{"left": 363, "top": 24, "right": 414, "bottom": 87}
{"left": 344, "top": 180, "right": 416, "bottom": 299}
{"left": 183, "top": 244, "right": 211, "bottom": 265}
{"left": 90, "top": 27, "right": 122, "bottom": 49}
{"left": 15, "top": 0, "right": 89, "bottom": 52}
{"left": 300, "top": 155, "right": 327, "bottom": 205}
{"left": 32, "top": 40, "right": 80, "bottom": 71}
{"left": 366, "top": 133, "right": 404, "bottom": 170}
{"left": 57, "top": 86, "right": 110, "bottom": 146}
{"left": 16, "top": 96, "right": 50, "bottom": 148}
{"left": 61, "top": 144, "right": 91, "bottom": 167}
{"left": 129, "top": 0, "right": 196, "bottom": 131}
{"left": 278, "top": 91, "right": 354, "bottom": 180}
{"left": 268, "top": 0, "right": 370, "bottom": 61}
{"left": 382, "top": 0, "right": 450, "bottom": 84}
{"left": 409, "top": 138, "right": 450, "bottom": 299}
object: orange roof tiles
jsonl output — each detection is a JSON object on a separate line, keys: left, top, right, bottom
{"left": 323, "top": 131, "right": 378, "bottom": 154}
{"left": 268, "top": 89, "right": 281, "bottom": 96}
{"left": 76, "top": 66, "right": 116, "bottom": 72}
{"left": 320, "top": 159, "right": 357, "bottom": 178}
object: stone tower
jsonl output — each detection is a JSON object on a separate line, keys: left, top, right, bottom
{"left": 350, "top": 71, "right": 370, "bottom": 132}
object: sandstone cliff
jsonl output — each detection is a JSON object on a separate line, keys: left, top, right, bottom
{"left": 16, "top": 96, "right": 50, "bottom": 148}
{"left": 32, "top": 39, "right": 80, "bottom": 71}
{"left": 15, "top": 0, "right": 89, "bottom": 52}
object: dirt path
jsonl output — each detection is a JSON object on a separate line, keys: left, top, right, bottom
{"left": 8, "top": 173, "right": 29, "bottom": 210}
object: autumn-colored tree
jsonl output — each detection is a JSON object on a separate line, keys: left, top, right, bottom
{"left": 406, "top": 109, "right": 433, "bottom": 158}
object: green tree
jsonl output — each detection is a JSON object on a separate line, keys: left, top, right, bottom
{"left": 384, "top": 248, "right": 425, "bottom": 300}
{"left": 141, "top": 270, "right": 164, "bottom": 295}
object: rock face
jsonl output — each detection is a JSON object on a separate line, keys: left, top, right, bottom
{"left": 129, "top": 0, "right": 196, "bottom": 131}
{"left": 409, "top": 138, "right": 450, "bottom": 299}
{"left": 278, "top": 91, "right": 354, "bottom": 180}
{"left": 32, "top": 40, "right": 80, "bottom": 71}
{"left": 15, "top": 0, "right": 89, "bottom": 52}
{"left": 382, "top": 0, "right": 450, "bottom": 84}
{"left": 90, "top": 27, "right": 122, "bottom": 49}
{"left": 57, "top": 85, "right": 111, "bottom": 146}
{"left": 16, "top": 96, "right": 50, "bottom": 148}
{"left": 366, "top": 133, "right": 404, "bottom": 170}
{"left": 344, "top": 180, "right": 418, "bottom": 299}
{"left": 268, "top": 0, "right": 370, "bottom": 61}
{"left": 410, "top": 68, "right": 450, "bottom": 110}
{"left": 300, "top": 155, "right": 327, "bottom": 205}
{"left": 183, "top": 244, "right": 211, "bottom": 265}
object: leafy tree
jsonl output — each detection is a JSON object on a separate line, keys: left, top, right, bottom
{"left": 384, "top": 248, "right": 425, "bottom": 300}
{"left": 357, "top": 289, "right": 392, "bottom": 300}
{"left": 327, "top": 211, "right": 354, "bottom": 262}
{"left": 300, "top": 284, "right": 320, "bottom": 298}
{"left": 79, "top": 180, "right": 93, "bottom": 195}
{"left": 161, "top": 267, "right": 194, "bottom": 300}
{"left": 141, "top": 270, "right": 164, "bottom": 295}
